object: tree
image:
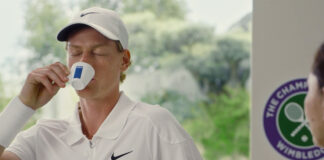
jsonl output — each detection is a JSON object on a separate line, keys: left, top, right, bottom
{"left": 141, "top": 90, "right": 200, "bottom": 123}
{"left": 184, "top": 36, "right": 250, "bottom": 93}
{"left": 79, "top": 0, "right": 122, "bottom": 11}
{"left": 123, "top": 11, "right": 215, "bottom": 72}
{"left": 216, "top": 37, "right": 250, "bottom": 88}
{"left": 122, "top": 0, "right": 186, "bottom": 19}
{"left": 183, "top": 87, "right": 250, "bottom": 160}
{"left": 23, "top": 0, "right": 68, "bottom": 67}
{"left": 228, "top": 12, "right": 252, "bottom": 33}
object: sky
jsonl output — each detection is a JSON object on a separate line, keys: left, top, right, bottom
{"left": 0, "top": 0, "right": 252, "bottom": 90}
{"left": 186, "top": 0, "right": 252, "bottom": 33}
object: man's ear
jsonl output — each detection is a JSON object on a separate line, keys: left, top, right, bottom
{"left": 121, "top": 49, "right": 131, "bottom": 71}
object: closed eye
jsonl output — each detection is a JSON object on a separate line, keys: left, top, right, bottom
{"left": 69, "top": 51, "right": 82, "bottom": 57}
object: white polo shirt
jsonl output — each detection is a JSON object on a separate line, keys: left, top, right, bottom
{"left": 6, "top": 92, "right": 203, "bottom": 160}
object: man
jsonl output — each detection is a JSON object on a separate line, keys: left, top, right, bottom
{"left": 0, "top": 7, "right": 203, "bottom": 160}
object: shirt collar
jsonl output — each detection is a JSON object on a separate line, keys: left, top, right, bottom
{"left": 61, "top": 91, "right": 138, "bottom": 146}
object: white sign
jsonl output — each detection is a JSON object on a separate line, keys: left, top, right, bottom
{"left": 252, "top": 0, "right": 324, "bottom": 159}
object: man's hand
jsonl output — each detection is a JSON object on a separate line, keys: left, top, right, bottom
{"left": 18, "top": 62, "right": 70, "bottom": 110}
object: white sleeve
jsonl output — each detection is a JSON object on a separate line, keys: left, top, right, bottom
{"left": 0, "top": 97, "right": 35, "bottom": 147}
{"left": 5, "top": 126, "right": 37, "bottom": 160}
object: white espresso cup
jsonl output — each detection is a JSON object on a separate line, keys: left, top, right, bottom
{"left": 69, "top": 62, "right": 95, "bottom": 90}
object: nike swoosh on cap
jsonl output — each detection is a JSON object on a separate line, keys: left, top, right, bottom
{"left": 80, "top": 12, "right": 98, "bottom": 17}
{"left": 111, "top": 151, "right": 133, "bottom": 160}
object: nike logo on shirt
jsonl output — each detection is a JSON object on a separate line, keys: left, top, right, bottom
{"left": 111, "top": 151, "right": 133, "bottom": 160}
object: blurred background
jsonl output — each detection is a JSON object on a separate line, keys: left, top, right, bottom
{"left": 0, "top": 0, "right": 251, "bottom": 159}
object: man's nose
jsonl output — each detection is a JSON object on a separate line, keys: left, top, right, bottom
{"left": 79, "top": 52, "right": 92, "bottom": 62}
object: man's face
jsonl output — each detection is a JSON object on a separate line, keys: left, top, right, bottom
{"left": 66, "top": 27, "right": 127, "bottom": 99}
{"left": 305, "top": 73, "right": 324, "bottom": 147}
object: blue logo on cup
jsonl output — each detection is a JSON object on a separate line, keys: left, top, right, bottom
{"left": 73, "top": 66, "right": 83, "bottom": 79}
{"left": 263, "top": 78, "right": 324, "bottom": 160}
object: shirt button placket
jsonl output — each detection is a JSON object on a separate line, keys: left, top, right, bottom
{"left": 88, "top": 140, "right": 95, "bottom": 160}
{"left": 89, "top": 140, "right": 94, "bottom": 148}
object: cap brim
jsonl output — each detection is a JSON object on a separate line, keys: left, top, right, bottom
{"left": 57, "top": 22, "right": 119, "bottom": 42}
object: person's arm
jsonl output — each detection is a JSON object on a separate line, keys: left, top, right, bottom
{"left": 0, "top": 146, "right": 20, "bottom": 160}
{"left": 0, "top": 62, "right": 70, "bottom": 159}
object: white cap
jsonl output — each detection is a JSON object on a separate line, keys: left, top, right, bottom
{"left": 57, "top": 7, "right": 128, "bottom": 49}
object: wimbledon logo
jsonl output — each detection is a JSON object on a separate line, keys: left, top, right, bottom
{"left": 263, "top": 78, "right": 324, "bottom": 160}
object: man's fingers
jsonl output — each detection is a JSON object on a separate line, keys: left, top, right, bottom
{"left": 51, "top": 82, "right": 61, "bottom": 95}
{"left": 41, "top": 69, "right": 66, "bottom": 88}
{"left": 48, "top": 64, "right": 69, "bottom": 82}
{"left": 55, "top": 62, "right": 70, "bottom": 75}
{"left": 32, "top": 72, "right": 55, "bottom": 93}
{"left": 28, "top": 62, "right": 69, "bottom": 92}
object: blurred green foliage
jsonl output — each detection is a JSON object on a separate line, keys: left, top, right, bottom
{"left": 0, "top": 76, "right": 10, "bottom": 112}
{"left": 23, "top": 0, "right": 68, "bottom": 66}
{"left": 186, "top": 87, "right": 250, "bottom": 159}
{"left": 0, "top": 0, "right": 253, "bottom": 159}
{"left": 142, "top": 90, "right": 198, "bottom": 123}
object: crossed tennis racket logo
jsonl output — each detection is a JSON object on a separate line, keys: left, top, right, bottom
{"left": 284, "top": 102, "right": 310, "bottom": 142}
